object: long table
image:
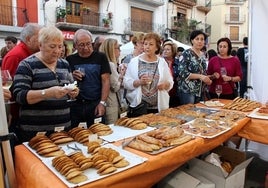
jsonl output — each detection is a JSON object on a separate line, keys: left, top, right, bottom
{"left": 14, "top": 117, "right": 250, "bottom": 188}
{"left": 238, "top": 118, "right": 268, "bottom": 145}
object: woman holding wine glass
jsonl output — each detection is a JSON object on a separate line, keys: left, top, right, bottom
{"left": 207, "top": 37, "right": 242, "bottom": 99}
{"left": 124, "top": 32, "right": 173, "bottom": 116}
{"left": 12, "top": 26, "right": 79, "bottom": 143}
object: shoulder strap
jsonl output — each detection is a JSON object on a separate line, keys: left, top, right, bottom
{"left": 148, "top": 60, "right": 159, "bottom": 90}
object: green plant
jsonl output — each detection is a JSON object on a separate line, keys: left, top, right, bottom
{"left": 56, "top": 7, "right": 66, "bottom": 19}
{"left": 102, "top": 18, "right": 110, "bottom": 25}
{"left": 82, "top": 6, "right": 91, "bottom": 12}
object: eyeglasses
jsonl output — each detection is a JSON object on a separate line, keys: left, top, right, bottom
{"left": 77, "top": 42, "right": 92, "bottom": 48}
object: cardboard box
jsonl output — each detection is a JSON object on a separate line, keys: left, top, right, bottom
{"left": 186, "top": 146, "right": 253, "bottom": 188}
{"left": 157, "top": 168, "right": 215, "bottom": 188}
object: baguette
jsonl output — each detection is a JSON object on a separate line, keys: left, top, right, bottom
{"left": 165, "top": 133, "right": 193, "bottom": 146}
{"left": 128, "top": 140, "right": 153, "bottom": 152}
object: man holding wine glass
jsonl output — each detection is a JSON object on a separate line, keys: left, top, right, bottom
{"left": 207, "top": 37, "right": 242, "bottom": 99}
{"left": 66, "top": 29, "right": 111, "bottom": 128}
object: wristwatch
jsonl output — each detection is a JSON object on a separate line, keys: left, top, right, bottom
{"left": 99, "top": 100, "right": 107, "bottom": 107}
{"left": 41, "top": 89, "right": 46, "bottom": 97}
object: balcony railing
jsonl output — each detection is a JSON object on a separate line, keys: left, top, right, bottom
{"left": 56, "top": 8, "right": 113, "bottom": 31}
{"left": 175, "top": 0, "right": 197, "bottom": 7}
{"left": 225, "top": 0, "right": 246, "bottom": 4}
{"left": 130, "top": 0, "right": 165, "bottom": 7}
{"left": 225, "top": 14, "right": 246, "bottom": 24}
{"left": 196, "top": 0, "right": 211, "bottom": 14}
{"left": 196, "top": 23, "right": 211, "bottom": 36}
{"left": 0, "top": 5, "right": 29, "bottom": 27}
{"left": 124, "top": 18, "right": 165, "bottom": 35}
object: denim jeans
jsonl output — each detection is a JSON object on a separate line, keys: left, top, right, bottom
{"left": 178, "top": 92, "right": 201, "bottom": 105}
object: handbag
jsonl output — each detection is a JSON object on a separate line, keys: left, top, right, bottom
{"left": 233, "top": 84, "right": 239, "bottom": 98}
{"left": 127, "top": 100, "right": 148, "bottom": 118}
{"left": 116, "top": 92, "right": 128, "bottom": 118}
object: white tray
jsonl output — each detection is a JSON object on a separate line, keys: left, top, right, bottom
{"left": 200, "top": 100, "right": 224, "bottom": 107}
{"left": 99, "top": 124, "right": 156, "bottom": 142}
{"left": 25, "top": 143, "right": 147, "bottom": 188}
{"left": 182, "top": 119, "right": 231, "bottom": 139}
{"left": 247, "top": 108, "right": 268, "bottom": 120}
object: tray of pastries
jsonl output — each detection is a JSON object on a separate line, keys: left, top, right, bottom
{"left": 206, "top": 110, "right": 246, "bottom": 127}
{"left": 180, "top": 118, "right": 231, "bottom": 138}
{"left": 247, "top": 106, "right": 268, "bottom": 119}
{"left": 99, "top": 118, "right": 156, "bottom": 143}
{"left": 201, "top": 100, "right": 225, "bottom": 107}
{"left": 24, "top": 137, "right": 147, "bottom": 188}
{"left": 159, "top": 104, "right": 216, "bottom": 122}
{"left": 138, "top": 113, "right": 186, "bottom": 127}
{"left": 123, "top": 125, "right": 194, "bottom": 155}
{"left": 222, "top": 97, "right": 261, "bottom": 112}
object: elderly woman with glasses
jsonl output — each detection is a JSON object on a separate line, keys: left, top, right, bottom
{"left": 12, "top": 26, "right": 79, "bottom": 142}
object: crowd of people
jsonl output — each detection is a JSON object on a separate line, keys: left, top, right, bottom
{"left": 1, "top": 23, "right": 247, "bottom": 144}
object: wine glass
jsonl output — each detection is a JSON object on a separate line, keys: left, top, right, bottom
{"left": 146, "top": 72, "right": 153, "bottom": 85}
{"left": 77, "top": 67, "right": 86, "bottom": 81}
{"left": 215, "top": 84, "right": 222, "bottom": 100}
{"left": 220, "top": 67, "right": 227, "bottom": 83}
{"left": 62, "top": 71, "right": 76, "bottom": 102}
{"left": 1, "top": 70, "right": 14, "bottom": 104}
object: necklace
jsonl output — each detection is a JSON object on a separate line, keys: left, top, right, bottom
{"left": 36, "top": 53, "right": 57, "bottom": 72}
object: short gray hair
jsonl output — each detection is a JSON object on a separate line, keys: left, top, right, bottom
{"left": 20, "top": 23, "right": 42, "bottom": 42}
{"left": 38, "top": 26, "right": 63, "bottom": 44}
{"left": 73, "top": 29, "right": 93, "bottom": 44}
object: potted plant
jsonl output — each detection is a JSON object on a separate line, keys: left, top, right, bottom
{"left": 102, "top": 18, "right": 110, "bottom": 27}
{"left": 82, "top": 6, "right": 91, "bottom": 14}
{"left": 56, "top": 6, "right": 66, "bottom": 22}
{"left": 108, "top": 12, "right": 113, "bottom": 19}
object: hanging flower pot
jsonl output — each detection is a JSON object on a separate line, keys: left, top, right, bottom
{"left": 108, "top": 12, "right": 113, "bottom": 19}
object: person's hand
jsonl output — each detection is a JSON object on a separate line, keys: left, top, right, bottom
{"left": 213, "top": 72, "right": 220, "bottom": 79}
{"left": 95, "top": 103, "right": 106, "bottom": 117}
{"left": 222, "top": 75, "right": 232, "bottom": 82}
{"left": 67, "top": 87, "right": 79, "bottom": 99}
{"left": 139, "top": 73, "right": 151, "bottom": 85}
{"left": 72, "top": 70, "right": 84, "bottom": 81}
{"left": 200, "top": 75, "right": 212, "bottom": 85}
{"left": 119, "top": 63, "right": 127, "bottom": 76}
{"left": 3, "top": 88, "right": 11, "bottom": 100}
{"left": 157, "top": 81, "right": 170, "bottom": 91}
{"left": 47, "top": 86, "right": 69, "bottom": 99}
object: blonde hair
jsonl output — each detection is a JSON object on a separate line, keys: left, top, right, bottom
{"left": 99, "top": 38, "right": 118, "bottom": 64}
{"left": 162, "top": 41, "right": 177, "bottom": 58}
{"left": 38, "top": 26, "right": 63, "bottom": 44}
{"left": 132, "top": 32, "right": 145, "bottom": 46}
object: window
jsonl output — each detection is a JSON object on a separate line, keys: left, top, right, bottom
{"left": 66, "top": 1, "right": 82, "bottom": 24}
{"left": 131, "top": 7, "right": 153, "bottom": 33}
{"left": 230, "top": 26, "right": 239, "bottom": 41}
{"left": 230, "top": 7, "right": 239, "bottom": 22}
{"left": 66, "top": 1, "right": 81, "bottom": 17}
